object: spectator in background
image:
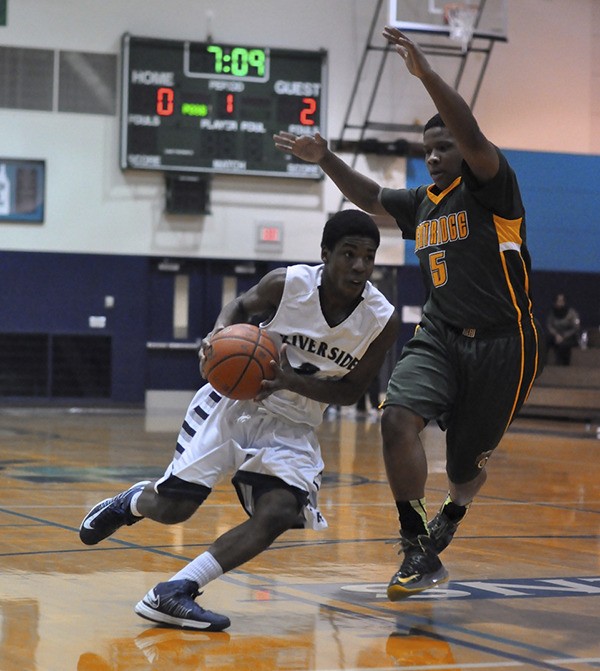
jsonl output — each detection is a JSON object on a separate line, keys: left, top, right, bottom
{"left": 546, "top": 293, "right": 581, "bottom": 366}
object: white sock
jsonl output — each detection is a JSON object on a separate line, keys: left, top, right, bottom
{"left": 170, "top": 552, "right": 223, "bottom": 589}
{"left": 129, "top": 491, "right": 144, "bottom": 518}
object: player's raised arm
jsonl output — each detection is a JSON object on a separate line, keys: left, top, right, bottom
{"left": 382, "top": 26, "right": 499, "bottom": 183}
{"left": 273, "top": 131, "right": 388, "bottom": 215}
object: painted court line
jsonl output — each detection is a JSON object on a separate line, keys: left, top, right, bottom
{"left": 319, "top": 660, "right": 600, "bottom": 671}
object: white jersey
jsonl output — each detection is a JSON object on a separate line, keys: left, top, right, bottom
{"left": 260, "top": 263, "right": 395, "bottom": 427}
{"left": 157, "top": 262, "right": 395, "bottom": 530}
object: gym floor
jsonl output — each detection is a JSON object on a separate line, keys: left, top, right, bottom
{"left": 0, "top": 405, "right": 598, "bottom": 671}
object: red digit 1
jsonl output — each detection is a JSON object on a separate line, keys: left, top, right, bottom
{"left": 156, "top": 87, "right": 174, "bottom": 116}
{"left": 300, "top": 97, "right": 316, "bottom": 125}
{"left": 226, "top": 94, "right": 234, "bottom": 114}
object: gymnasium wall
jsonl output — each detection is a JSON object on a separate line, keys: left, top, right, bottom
{"left": 0, "top": 0, "right": 599, "bottom": 403}
{"left": 0, "top": 250, "right": 282, "bottom": 403}
{"left": 0, "top": 0, "right": 599, "bottom": 265}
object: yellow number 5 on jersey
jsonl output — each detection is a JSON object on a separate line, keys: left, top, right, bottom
{"left": 429, "top": 251, "right": 448, "bottom": 287}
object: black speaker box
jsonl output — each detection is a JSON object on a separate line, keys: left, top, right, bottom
{"left": 165, "top": 173, "right": 211, "bottom": 215}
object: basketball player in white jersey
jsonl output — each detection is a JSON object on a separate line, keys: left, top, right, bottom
{"left": 79, "top": 209, "right": 399, "bottom": 631}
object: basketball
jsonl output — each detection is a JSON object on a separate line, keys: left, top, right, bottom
{"left": 203, "top": 323, "right": 279, "bottom": 400}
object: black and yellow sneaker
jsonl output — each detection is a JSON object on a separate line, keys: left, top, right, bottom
{"left": 428, "top": 511, "right": 461, "bottom": 554}
{"left": 387, "top": 535, "right": 449, "bottom": 601}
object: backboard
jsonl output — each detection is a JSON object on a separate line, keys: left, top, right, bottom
{"left": 388, "top": 0, "right": 507, "bottom": 41}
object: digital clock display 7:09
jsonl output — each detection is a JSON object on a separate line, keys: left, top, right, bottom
{"left": 120, "top": 34, "right": 327, "bottom": 179}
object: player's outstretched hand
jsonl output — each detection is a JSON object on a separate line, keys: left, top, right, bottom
{"left": 273, "top": 131, "right": 328, "bottom": 164}
{"left": 382, "top": 26, "right": 432, "bottom": 79}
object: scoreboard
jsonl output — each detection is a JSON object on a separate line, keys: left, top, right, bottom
{"left": 120, "top": 34, "right": 327, "bottom": 179}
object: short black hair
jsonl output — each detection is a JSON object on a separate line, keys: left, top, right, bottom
{"left": 424, "top": 113, "right": 446, "bottom": 132}
{"left": 321, "top": 209, "right": 380, "bottom": 250}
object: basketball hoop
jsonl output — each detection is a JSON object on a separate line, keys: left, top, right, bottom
{"left": 444, "top": 3, "right": 479, "bottom": 52}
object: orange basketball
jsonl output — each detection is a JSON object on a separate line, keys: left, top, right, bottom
{"left": 204, "top": 324, "right": 279, "bottom": 400}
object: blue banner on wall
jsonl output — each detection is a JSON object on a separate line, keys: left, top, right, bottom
{"left": 406, "top": 149, "right": 600, "bottom": 274}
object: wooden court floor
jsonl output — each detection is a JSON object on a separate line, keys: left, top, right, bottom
{"left": 0, "top": 404, "right": 598, "bottom": 671}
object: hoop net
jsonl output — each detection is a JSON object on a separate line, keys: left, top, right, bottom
{"left": 444, "top": 3, "right": 479, "bottom": 52}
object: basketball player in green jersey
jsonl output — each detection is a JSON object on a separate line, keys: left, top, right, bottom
{"left": 274, "top": 26, "right": 543, "bottom": 598}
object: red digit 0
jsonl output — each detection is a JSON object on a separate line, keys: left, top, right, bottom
{"left": 156, "top": 87, "right": 174, "bottom": 116}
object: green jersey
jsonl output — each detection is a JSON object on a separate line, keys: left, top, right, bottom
{"left": 381, "top": 149, "right": 534, "bottom": 332}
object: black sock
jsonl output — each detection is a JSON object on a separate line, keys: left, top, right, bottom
{"left": 396, "top": 498, "right": 428, "bottom": 538}
{"left": 441, "top": 495, "right": 469, "bottom": 522}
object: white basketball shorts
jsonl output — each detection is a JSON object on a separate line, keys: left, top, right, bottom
{"left": 155, "top": 384, "right": 327, "bottom": 530}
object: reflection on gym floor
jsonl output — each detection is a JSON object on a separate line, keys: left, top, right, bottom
{"left": 0, "top": 406, "right": 598, "bottom": 670}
